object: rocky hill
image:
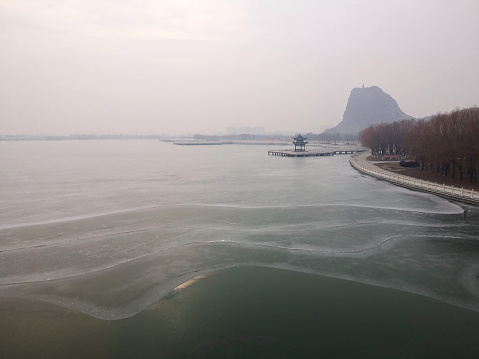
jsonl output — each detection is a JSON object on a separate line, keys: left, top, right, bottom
{"left": 325, "top": 86, "right": 413, "bottom": 136}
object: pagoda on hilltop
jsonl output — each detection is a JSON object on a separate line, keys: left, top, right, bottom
{"left": 293, "top": 134, "right": 308, "bottom": 152}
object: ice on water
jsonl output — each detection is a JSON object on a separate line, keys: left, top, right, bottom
{"left": 1, "top": 140, "right": 478, "bottom": 319}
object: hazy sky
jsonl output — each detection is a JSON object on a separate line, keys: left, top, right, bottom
{"left": 1, "top": 0, "right": 478, "bottom": 135}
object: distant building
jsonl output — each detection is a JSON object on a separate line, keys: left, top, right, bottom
{"left": 293, "top": 134, "right": 308, "bottom": 152}
{"left": 226, "top": 126, "right": 265, "bottom": 135}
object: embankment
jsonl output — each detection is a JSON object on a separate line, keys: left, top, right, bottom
{"left": 350, "top": 152, "right": 479, "bottom": 206}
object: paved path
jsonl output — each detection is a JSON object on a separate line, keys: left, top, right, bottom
{"left": 350, "top": 152, "right": 479, "bottom": 206}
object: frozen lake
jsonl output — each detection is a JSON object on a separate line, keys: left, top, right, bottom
{"left": 1, "top": 140, "right": 479, "bottom": 357}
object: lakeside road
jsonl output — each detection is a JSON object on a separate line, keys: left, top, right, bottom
{"left": 350, "top": 152, "right": 479, "bottom": 206}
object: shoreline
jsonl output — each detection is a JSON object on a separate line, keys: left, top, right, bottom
{"left": 350, "top": 152, "right": 479, "bottom": 206}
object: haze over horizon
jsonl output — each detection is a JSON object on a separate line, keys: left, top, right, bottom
{"left": 1, "top": 0, "right": 478, "bottom": 136}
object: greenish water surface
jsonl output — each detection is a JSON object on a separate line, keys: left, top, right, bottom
{"left": 2, "top": 266, "right": 479, "bottom": 359}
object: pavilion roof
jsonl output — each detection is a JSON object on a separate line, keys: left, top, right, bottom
{"left": 294, "top": 134, "right": 307, "bottom": 141}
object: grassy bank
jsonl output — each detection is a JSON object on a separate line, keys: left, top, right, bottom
{"left": 369, "top": 158, "right": 479, "bottom": 193}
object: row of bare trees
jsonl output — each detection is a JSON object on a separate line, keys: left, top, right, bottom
{"left": 360, "top": 119, "right": 416, "bottom": 159}
{"left": 361, "top": 107, "right": 479, "bottom": 182}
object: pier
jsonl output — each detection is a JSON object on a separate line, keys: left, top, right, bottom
{"left": 268, "top": 149, "right": 333, "bottom": 157}
{"left": 268, "top": 149, "right": 365, "bottom": 157}
{"left": 268, "top": 134, "right": 366, "bottom": 157}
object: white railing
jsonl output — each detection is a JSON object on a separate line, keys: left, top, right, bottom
{"left": 350, "top": 154, "right": 479, "bottom": 204}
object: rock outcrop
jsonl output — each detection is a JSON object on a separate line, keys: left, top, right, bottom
{"left": 325, "top": 86, "right": 413, "bottom": 136}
